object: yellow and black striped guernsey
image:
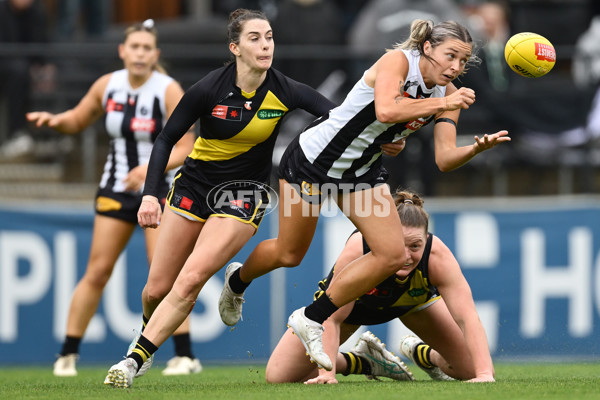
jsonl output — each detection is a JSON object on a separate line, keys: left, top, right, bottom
{"left": 316, "top": 232, "right": 440, "bottom": 325}
{"left": 143, "top": 63, "right": 335, "bottom": 197}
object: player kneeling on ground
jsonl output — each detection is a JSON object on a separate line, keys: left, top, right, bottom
{"left": 265, "top": 189, "right": 494, "bottom": 383}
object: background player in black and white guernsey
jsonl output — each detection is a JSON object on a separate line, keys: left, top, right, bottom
{"left": 103, "top": 9, "right": 338, "bottom": 388}
{"left": 219, "top": 19, "right": 511, "bottom": 371}
{"left": 27, "top": 20, "right": 197, "bottom": 377}
{"left": 266, "top": 190, "right": 494, "bottom": 384}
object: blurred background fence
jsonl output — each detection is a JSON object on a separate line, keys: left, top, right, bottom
{"left": 0, "top": 0, "right": 599, "bottom": 201}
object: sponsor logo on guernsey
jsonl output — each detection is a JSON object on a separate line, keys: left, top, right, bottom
{"left": 257, "top": 109, "right": 284, "bottom": 119}
{"left": 106, "top": 98, "right": 124, "bottom": 112}
{"left": 244, "top": 101, "right": 252, "bottom": 110}
{"left": 401, "top": 91, "right": 429, "bottom": 131}
{"left": 405, "top": 119, "right": 426, "bottom": 131}
{"left": 211, "top": 105, "right": 242, "bottom": 121}
{"left": 130, "top": 118, "right": 156, "bottom": 132}
{"left": 403, "top": 80, "right": 420, "bottom": 90}
{"left": 535, "top": 43, "right": 556, "bottom": 62}
{"left": 408, "top": 288, "right": 427, "bottom": 297}
{"left": 365, "top": 288, "right": 389, "bottom": 296}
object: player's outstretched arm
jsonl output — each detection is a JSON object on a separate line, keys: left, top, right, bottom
{"left": 26, "top": 74, "right": 108, "bottom": 134}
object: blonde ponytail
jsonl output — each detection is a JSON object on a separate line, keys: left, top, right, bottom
{"left": 394, "top": 19, "right": 434, "bottom": 51}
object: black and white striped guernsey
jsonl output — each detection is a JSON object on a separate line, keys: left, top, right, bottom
{"left": 99, "top": 69, "right": 174, "bottom": 194}
{"left": 299, "top": 49, "right": 446, "bottom": 180}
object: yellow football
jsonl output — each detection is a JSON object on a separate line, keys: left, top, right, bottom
{"left": 504, "top": 32, "right": 556, "bottom": 78}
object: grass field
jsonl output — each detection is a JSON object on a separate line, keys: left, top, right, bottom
{"left": 1, "top": 362, "right": 599, "bottom": 400}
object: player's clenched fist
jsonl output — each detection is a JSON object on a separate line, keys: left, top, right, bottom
{"left": 138, "top": 195, "right": 162, "bottom": 229}
{"left": 444, "top": 87, "right": 475, "bottom": 111}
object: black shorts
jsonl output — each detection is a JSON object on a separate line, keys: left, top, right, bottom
{"left": 314, "top": 271, "right": 400, "bottom": 325}
{"left": 95, "top": 187, "right": 166, "bottom": 224}
{"left": 278, "top": 135, "right": 389, "bottom": 204}
{"left": 166, "top": 172, "right": 270, "bottom": 229}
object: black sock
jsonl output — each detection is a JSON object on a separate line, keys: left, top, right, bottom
{"left": 341, "top": 352, "right": 372, "bottom": 376}
{"left": 413, "top": 343, "right": 434, "bottom": 369}
{"left": 128, "top": 334, "right": 158, "bottom": 371}
{"left": 141, "top": 315, "right": 149, "bottom": 332}
{"left": 172, "top": 333, "right": 194, "bottom": 359}
{"left": 60, "top": 336, "right": 81, "bottom": 356}
{"left": 228, "top": 268, "right": 250, "bottom": 294}
{"left": 304, "top": 294, "right": 339, "bottom": 324}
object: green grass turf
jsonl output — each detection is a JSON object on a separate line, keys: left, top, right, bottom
{"left": 1, "top": 362, "right": 599, "bottom": 400}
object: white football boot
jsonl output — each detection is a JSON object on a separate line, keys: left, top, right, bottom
{"left": 218, "top": 262, "right": 246, "bottom": 326}
{"left": 162, "top": 356, "right": 203, "bottom": 376}
{"left": 53, "top": 354, "right": 78, "bottom": 377}
{"left": 104, "top": 358, "right": 138, "bottom": 388}
{"left": 287, "top": 307, "right": 333, "bottom": 371}
{"left": 351, "top": 331, "right": 414, "bottom": 381}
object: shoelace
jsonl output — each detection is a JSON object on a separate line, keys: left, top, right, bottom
{"left": 231, "top": 295, "right": 245, "bottom": 309}
{"left": 226, "top": 293, "right": 244, "bottom": 322}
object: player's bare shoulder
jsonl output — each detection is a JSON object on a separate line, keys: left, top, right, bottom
{"left": 365, "top": 49, "right": 409, "bottom": 87}
{"left": 377, "top": 49, "right": 409, "bottom": 74}
{"left": 88, "top": 73, "right": 113, "bottom": 98}
{"left": 428, "top": 234, "right": 462, "bottom": 285}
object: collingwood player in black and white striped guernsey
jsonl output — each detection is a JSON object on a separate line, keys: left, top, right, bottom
{"left": 100, "top": 68, "right": 175, "bottom": 196}
{"left": 220, "top": 19, "right": 511, "bottom": 372}
{"left": 27, "top": 20, "right": 197, "bottom": 378}
{"left": 298, "top": 46, "right": 446, "bottom": 182}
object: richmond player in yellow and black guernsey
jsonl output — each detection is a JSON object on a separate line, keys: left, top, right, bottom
{"left": 265, "top": 190, "right": 495, "bottom": 384}
{"left": 317, "top": 230, "right": 439, "bottom": 325}
{"left": 104, "top": 10, "right": 335, "bottom": 388}
{"left": 144, "top": 60, "right": 334, "bottom": 227}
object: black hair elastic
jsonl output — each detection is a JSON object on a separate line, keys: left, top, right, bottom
{"left": 434, "top": 118, "right": 457, "bottom": 127}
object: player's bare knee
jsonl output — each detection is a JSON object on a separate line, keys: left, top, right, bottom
{"left": 265, "top": 375, "right": 283, "bottom": 384}
{"left": 373, "top": 248, "right": 406, "bottom": 274}
{"left": 265, "top": 365, "right": 290, "bottom": 383}
{"left": 278, "top": 251, "right": 304, "bottom": 268}
{"left": 82, "top": 268, "right": 112, "bottom": 289}
{"left": 264, "top": 365, "right": 279, "bottom": 383}
{"left": 165, "top": 290, "right": 196, "bottom": 313}
{"left": 145, "top": 284, "right": 170, "bottom": 306}
{"left": 176, "top": 270, "right": 210, "bottom": 295}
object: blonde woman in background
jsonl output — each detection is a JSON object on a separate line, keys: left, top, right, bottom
{"left": 27, "top": 19, "right": 199, "bottom": 377}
